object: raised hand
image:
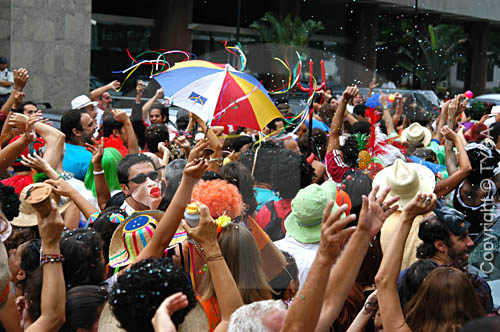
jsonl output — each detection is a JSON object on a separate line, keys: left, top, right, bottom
{"left": 151, "top": 292, "right": 189, "bottom": 332}
{"left": 108, "top": 80, "right": 121, "bottom": 91}
{"left": 342, "top": 85, "right": 359, "bottom": 101}
{"left": 402, "top": 192, "right": 437, "bottom": 220}
{"left": 38, "top": 199, "right": 65, "bottom": 248}
{"left": 155, "top": 88, "right": 164, "bottom": 99}
{"left": 20, "top": 152, "right": 49, "bottom": 173}
{"left": 158, "top": 141, "right": 169, "bottom": 154}
{"left": 369, "top": 76, "right": 379, "bottom": 90}
{"left": 13, "top": 68, "right": 29, "bottom": 91}
{"left": 136, "top": 80, "right": 144, "bottom": 95}
{"left": 318, "top": 202, "right": 357, "bottom": 262}
{"left": 24, "top": 113, "right": 42, "bottom": 142}
{"left": 173, "top": 135, "right": 191, "bottom": 151}
{"left": 183, "top": 158, "right": 208, "bottom": 181}
{"left": 112, "top": 108, "right": 130, "bottom": 123}
{"left": 379, "top": 91, "right": 388, "bottom": 107}
{"left": 357, "top": 185, "right": 400, "bottom": 237}
{"left": 187, "top": 138, "right": 210, "bottom": 162}
{"left": 182, "top": 202, "right": 218, "bottom": 248}
{"left": 13, "top": 91, "right": 26, "bottom": 108}
{"left": 8, "top": 112, "right": 29, "bottom": 130}
{"left": 85, "top": 139, "right": 104, "bottom": 167}
{"left": 45, "top": 178, "right": 76, "bottom": 197}
{"left": 440, "top": 125, "right": 457, "bottom": 141}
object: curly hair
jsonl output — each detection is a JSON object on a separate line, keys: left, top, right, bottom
{"left": 398, "top": 259, "right": 438, "bottom": 309}
{"left": 89, "top": 207, "right": 128, "bottom": 265}
{"left": 191, "top": 179, "right": 243, "bottom": 218}
{"left": 239, "top": 141, "right": 283, "bottom": 184}
{"left": 465, "top": 143, "right": 500, "bottom": 183}
{"left": 340, "top": 135, "right": 360, "bottom": 168}
{"left": 416, "top": 214, "right": 452, "bottom": 259}
{"left": 0, "top": 183, "right": 20, "bottom": 221}
{"left": 297, "top": 128, "right": 327, "bottom": 160}
{"left": 271, "top": 149, "right": 314, "bottom": 199}
{"left": 219, "top": 162, "right": 258, "bottom": 216}
{"left": 144, "top": 124, "right": 169, "bottom": 153}
{"left": 110, "top": 258, "right": 196, "bottom": 332}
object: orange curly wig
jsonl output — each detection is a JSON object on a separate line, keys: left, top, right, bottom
{"left": 191, "top": 179, "right": 243, "bottom": 218}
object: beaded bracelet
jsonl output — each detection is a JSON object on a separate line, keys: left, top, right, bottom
{"left": 41, "top": 254, "right": 65, "bottom": 265}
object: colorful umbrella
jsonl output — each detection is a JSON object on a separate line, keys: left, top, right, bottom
{"left": 153, "top": 60, "right": 282, "bottom": 131}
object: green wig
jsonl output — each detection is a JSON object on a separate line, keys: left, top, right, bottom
{"left": 84, "top": 147, "right": 123, "bottom": 197}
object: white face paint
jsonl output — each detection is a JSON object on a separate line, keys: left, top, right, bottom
{"left": 130, "top": 176, "right": 162, "bottom": 210}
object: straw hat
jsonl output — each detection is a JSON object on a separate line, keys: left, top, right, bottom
{"left": 11, "top": 183, "right": 71, "bottom": 227}
{"left": 98, "top": 303, "right": 126, "bottom": 332}
{"left": 401, "top": 123, "right": 432, "bottom": 147}
{"left": 108, "top": 210, "right": 163, "bottom": 268}
{"left": 372, "top": 159, "right": 435, "bottom": 210}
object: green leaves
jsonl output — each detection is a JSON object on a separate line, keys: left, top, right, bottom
{"left": 250, "top": 12, "right": 324, "bottom": 49}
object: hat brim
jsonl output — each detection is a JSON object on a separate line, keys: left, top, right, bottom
{"left": 108, "top": 210, "right": 164, "bottom": 268}
{"left": 11, "top": 195, "right": 72, "bottom": 227}
{"left": 372, "top": 162, "right": 436, "bottom": 210}
{"left": 401, "top": 126, "right": 432, "bottom": 147}
{"left": 75, "top": 101, "right": 98, "bottom": 110}
{"left": 178, "top": 301, "right": 209, "bottom": 332}
{"left": 284, "top": 213, "right": 322, "bottom": 244}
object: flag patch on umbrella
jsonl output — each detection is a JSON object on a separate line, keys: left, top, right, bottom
{"left": 188, "top": 92, "right": 207, "bottom": 105}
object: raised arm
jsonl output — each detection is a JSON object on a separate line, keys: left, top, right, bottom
{"left": 89, "top": 80, "right": 120, "bottom": 101}
{"left": 142, "top": 88, "right": 163, "bottom": 121}
{"left": 0, "top": 115, "right": 38, "bottom": 173}
{"left": 86, "top": 140, "right": 110, "bottom": 210}
{"left": 380, "top": 92, "right": 396, "bottom": 135}
{"left": 46, "top": 178, "right": 98, "bottom": 221}
{"left": 374, "top": 193, "right": 436, "bottom": 332}
{"left": 282, "top": 203, "right": 356, "bottom": 332}
{"left": 315, "top": 185, "right": 400, "bottom": 332}
{"left": 433, "top": 101, "right": 449, "bottom": 143}
{"left": 346, "top": 291, "right": 378, "bottom": 332}
{"left": 34, "top": 121, "right": 66, "bottom": 169}
{"left": 128, "top": 159, "right": 208, "bottom": 270}
{"left": 1, "top": 68, "right": 29, "bottom": 116}
{"left": 112, "top": 109, "right": 140, "bottom": 154}
{"left": 327, "top": 86, "right": 358, "bottom": 154}
{"left": 434, "top": 126, "right": 471, "bottom": 198}
{"left": 392, "top": 93, "right": 403, "bottom": 127}
{"left": 367, "top": 77, "right": 378, "bottom": 98}
{"left": 25, "top": 200, "right": 66, "bottom": 332}
{"left": 183, "top": 203, "right": 244, "bottom": 331}
{"left": 193, "top": 114, "right": 223, "bottom": 172}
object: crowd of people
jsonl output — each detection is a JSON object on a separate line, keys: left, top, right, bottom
{"left": 0, "top": 60, "right": 498, "bottom": 332}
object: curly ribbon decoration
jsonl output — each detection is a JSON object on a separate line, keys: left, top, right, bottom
{"left": 112, "top": 49, "right": 195, "bottom": 92}
{"left": 222, "top": 41, "right": 247, "bottom": 71}
{"left": 268, "top": 51, "right": 302, "bottom": 94}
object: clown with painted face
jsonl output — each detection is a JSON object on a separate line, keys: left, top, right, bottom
{"left": 117, "top": 154, "right": 163, "bottom": 215}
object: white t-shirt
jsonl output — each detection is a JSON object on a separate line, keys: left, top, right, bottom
{"left": 0, "top": 69, "right": 14, "bottom": 95}
{"left": 274, "top": 234, "right": 319, "bottom": 291}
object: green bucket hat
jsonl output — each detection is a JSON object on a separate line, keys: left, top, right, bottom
{"left": 284, "top": 181, "right": 342, "bottom": 244}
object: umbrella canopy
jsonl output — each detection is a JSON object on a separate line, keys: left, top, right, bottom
{"left": 153, "top": 60, "right": 282, "bottom": 131}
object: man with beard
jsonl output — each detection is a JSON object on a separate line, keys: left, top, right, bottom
{"left": 60, "top": 109, "right": 97, "bottom": 181}
{"left": 402, "top": 206, "right": 494, "bottom": 312}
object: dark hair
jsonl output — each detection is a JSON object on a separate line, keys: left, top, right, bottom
{"left": 489, "top": 122, "right": 500, "bottom": 144}
{"left": 460, "top": 316, "right": 500, "bottom": 331}
{"left": 89, "top": 207, "right": 128, "bottom": 265}
{"left": 398, "top": 259, "right": 439, "bottom": 309}
{"left": 19, "top": 239, "right": 42, "bottom": 291}
{"left": 466, "top": 144, "right": 500, "bottom": 183}
{"left": 105, "top": 191, "right": 127, "bottom": 209}
{"left": 297, "top": 128, "right": 327, "bottom": 160}
{"left": 175, "top": 109, "right": 190, "bottom": 131}
{"left": 469, "top": 101, "right": 486, "bottom": 121}
{"left": 158, "top": 172, "right": 183, "bottom": 211}
{"left": 266, "top": 118, "right": 284, "bottom": 131}
{"left": 351, "top": 121, "right": 371, "bottom": 135}
{"left": 165, "top": 159, "right": 187, "bottom": 182}
{"left": 219, "top": 162, "right": 258, "bottom": 216}
{"left": 61, "top": 285, "right": 108, "bottom": 332}
{"left": 412, "top": 148, "right": 437, "bottom": 163}
{"left": 239, "top": 141, "right": 283, "bottom": 184}
{"left": 269, "top": 251, "right": 298, "bottom": 300}
{"left": 150, "top": 104, "right": 169, "bottom": 122}
{"left": 340, "top": 135, "right": 360, "bottom": 168}
{"left": 0, "top": 183, "right": 20, "bottom": 220}
{"left": 61, "top": 109, "right": 84, "bottom": 142}
{"left": 60, "top": 229, "right": 106, "bottom": 288}
{"left": 341, "top": 170, "right": 372, "bottom": 218}
{"left": 353, "top": 104, "right": 367, "bottom": 118}
{"left": 103, "top": 112, "right": 123, "bottom": 138}
{"left": 144, "top": 124, "right": 169, "bottom": 153}
{"left": 222, "top": 136, "right": 253, "bottom": 153}
{"left": 16, "top": 101, "right": 37, "bottom": 114}
{"left": 110, "top": 258, "right": 196, "bottom": 332}
{"left": 117, "top": 153, "right": 156, "bottom": 185}
{"left": 318, "top": 103, "right": 335, "bottom": 125}
{"left": 271, "top": 149, "right": 314, "bottom": 199}
{"left": 416, "top": 214, "right": 452, "bottom": 259}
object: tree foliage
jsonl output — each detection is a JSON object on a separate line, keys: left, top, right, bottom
{"left": 250, "top": 12, "right": 324, "bottom": 49}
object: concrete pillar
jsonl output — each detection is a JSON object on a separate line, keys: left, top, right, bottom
{"left": 155, "top": 0, "right": 193, "bottom": 53}
{"left": 465, "top": 22, "right": 489, "bottom": 95}
{"left": 344, "top": 4, "right": 379, "bottom": 86}
{"left": 2, "top": 0, "right": 92, "bottom": 109}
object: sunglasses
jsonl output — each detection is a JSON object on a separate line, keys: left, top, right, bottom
{"left": 128, "top": 171, "right": 160, "bottom": 184}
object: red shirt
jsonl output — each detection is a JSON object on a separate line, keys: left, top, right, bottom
{"left": 255, "top": 199, "right": 292, "bottom": 230}
{"left": 325, "top": 150, "right": 352, "bottom": 183}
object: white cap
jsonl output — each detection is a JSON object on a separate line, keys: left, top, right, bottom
{"left": 71, "top": 95, "right": 97, "bottom": 110}
{"left": 491, "top": 105, "right": 500, "bottom": 116}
